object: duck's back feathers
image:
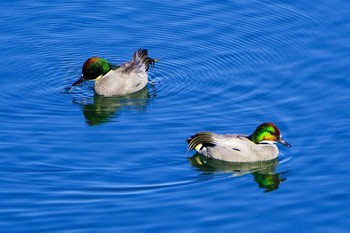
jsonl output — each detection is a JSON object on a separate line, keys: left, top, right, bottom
{"left": 94, "top": 49, "right": 156, "bottom": 96}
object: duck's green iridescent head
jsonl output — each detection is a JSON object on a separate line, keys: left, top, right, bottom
{"left": 82, "top": 57, "right": 111, "bottom": 80}
{"left": 248, "top": 122, "right": 291, "bottom": 147}
{"left": 72, "top": 57, "right": 112, "bottom": 86}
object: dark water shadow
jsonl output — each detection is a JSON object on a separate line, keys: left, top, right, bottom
{"left": 189, "top": 153, "right": 288, "bottom": 193}
{"left": 73, "top": 86, "right": 155, "bottom": 126}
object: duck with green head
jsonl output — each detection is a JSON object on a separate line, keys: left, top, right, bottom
{"left": 72, "top": 49, "right": 156, "bottom": 97}
{"left": 187, "top": 123, "right": 291, "bottom": 162}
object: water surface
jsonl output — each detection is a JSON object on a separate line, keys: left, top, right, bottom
{"left": 1, "top": 0, "right": 350, "bottom": 232}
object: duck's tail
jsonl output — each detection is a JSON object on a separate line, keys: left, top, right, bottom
{"left": 136, "top": 49, "right": 158, "bottom": 71}
{"left": 124, "top": 48, "right": 157, "bottom": 73}
{"left": 187, "top": 132, "right": 216, "bottom": 152}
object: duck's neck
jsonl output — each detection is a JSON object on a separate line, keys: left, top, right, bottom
{"left": 109, "top": 62, "right": 119, "bottom": 70}
{"left": 248, "top": 134, "right": 259, "bottom": 144}
{"left": 248, "top": 131, "right": 270, "bottom": 144}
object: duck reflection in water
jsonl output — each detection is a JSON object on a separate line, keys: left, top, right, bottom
{"left": 189, "top": 153, "right": 287, "bottom": 192}
{"left": 74, "top": 86, "right": 154, "bottom": 126}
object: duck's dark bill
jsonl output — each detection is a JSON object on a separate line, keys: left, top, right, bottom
{"left": 72, "top": 76, "right": 85, "bottom": 86}
{"left": 279, "top": 136, "right": 291, "bottom": 147}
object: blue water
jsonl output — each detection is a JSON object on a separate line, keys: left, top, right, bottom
{"left": 1, "top": 0, "right": 350, "bottom": 232}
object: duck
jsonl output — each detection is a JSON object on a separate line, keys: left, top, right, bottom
{"left": 72, "top": 48, "right": 156, "bottom": 97}
{"left": 187, "top": 122, "right": 291, "bottom": 162}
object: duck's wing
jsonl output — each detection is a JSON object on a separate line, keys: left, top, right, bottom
{"left": 187, "top": 132, "right": 254, "bottom": 162}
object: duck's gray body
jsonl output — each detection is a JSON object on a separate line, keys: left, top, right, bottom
{"left": 94, "top": 49, "right": 153, "bottom": 97}
{"left": 187, "top": 132, "right": 279, "bottom": 162}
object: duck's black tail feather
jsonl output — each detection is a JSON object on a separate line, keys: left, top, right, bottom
{"left": 123, "top": 48, "right": 158, "bottom": 73}
{"left": 135, "top": 48, "right": 158, "bottom": 71}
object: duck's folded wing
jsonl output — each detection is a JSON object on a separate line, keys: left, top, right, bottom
{"left": 187, "top": 133, "right": 254, "bottom": 161}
